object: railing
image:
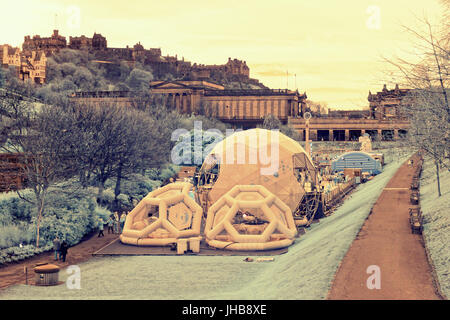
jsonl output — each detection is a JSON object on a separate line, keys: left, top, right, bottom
{"left": 204, "top": 88, "right": 300, "bottom": 96}
{"left": 70, "top": 90, "right": 132, "bottom": 98}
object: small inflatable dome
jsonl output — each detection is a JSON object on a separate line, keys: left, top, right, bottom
{"left": 331, "top": 151, "right": 382, "bottom": 175}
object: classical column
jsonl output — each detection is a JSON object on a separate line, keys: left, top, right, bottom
{"left": 257, "top": 99, "right": 261, "bottom": 118}
{"left": 175, "top": 93, "right": 181, "bottom": 112}
{"left": 186, "top": 94, "right": 191, "bottom": 114}
{"left": 310, "top": 129, "right": 318, "bottom": 141}
{"left": 299, "top": 129, "right": 305, "bottom": 141}
{"left": 329, "top": 129, "right": 334, "bottom": 141}
{"left": 394, "top": 129, "right": 399, "bottom": 140}
{"left": 345, "top": 129, "right": 350, "bottom": 141}
{"left": 377, "top": 129, "right": 382, "bottom": 141}
{"left": 181, "top": 94, "right": 186, "bottom": 113}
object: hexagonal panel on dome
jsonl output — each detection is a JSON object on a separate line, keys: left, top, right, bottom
{"left": 232, "top": 207, "right": 270, "bottom": 236}
{"left": 131, "top": 203, "right": 159, "bottom": 231}
{"left": 168, "top": 202, "right": 193, "bottom": 230}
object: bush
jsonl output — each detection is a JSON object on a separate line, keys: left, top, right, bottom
{"left": 34, "top": 188, "right": 111, "bottom": 246}
{"left": 103, "top": 173, "right": 162, "bottom": 210}
{"left": 0, "top": 243, "right": 52, "bottom": 266}
{"left": 0, "top": 191, "right": 34, "bottom": 224}
{"left": 0, "top": 223, "right": 34, "bottom": 249}
{"left": 160, "top": 164, "right": 180, "bottom": 182}
{"left": 0, "top": 184, "right": 112, "bottom": 253}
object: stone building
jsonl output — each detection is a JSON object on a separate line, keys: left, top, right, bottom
{"left": 70, "top": 83, "right": 410, "bottom": 141}
{"left": 290, "top": 84, "right": 411, "bottom": 141}
{"left": 68, "top": 33, "right": 107, "bottom": 50}
{"left": 16, "top": 30, "right": 260, "bottom": 88}
{"left": 71, "top": 80, "right": 307, "bottom": 128}
{"left": 368, "top": 84, "right": 410, "bottom": 120}
{"left": 1, "top": 44, "right": 46, "bottom": 83}
{"left": 149, "top": 80, "right": 306, "bottom": 127}
{"left": 0, "top": 45, "right": 21, "bottom": 67}
{"left": 19, "top": 50, "right": 47, "bottom": 84}
{"left": 23, "top": 30, "right": 67, "bottom": 56}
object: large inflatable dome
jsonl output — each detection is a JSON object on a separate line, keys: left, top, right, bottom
{"left": 199, "top": 128, "right": 318, "bottom": 212}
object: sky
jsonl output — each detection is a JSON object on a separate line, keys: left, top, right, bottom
{"left": 0, "top": 0, "right": 444, "bottom": 109}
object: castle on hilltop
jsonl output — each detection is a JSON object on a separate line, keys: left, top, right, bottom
{"left": 4, "top": 29, "right": 261, "bottom": 86}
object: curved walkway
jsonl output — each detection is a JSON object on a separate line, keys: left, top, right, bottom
{"left": 328, "top": 154, "right": 441, "bottom": 300}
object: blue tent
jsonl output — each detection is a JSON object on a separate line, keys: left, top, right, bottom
{"left": 331, "top": 151, "right": 382, "bottom": 175}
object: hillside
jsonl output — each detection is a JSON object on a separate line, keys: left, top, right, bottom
{"left": 420, "top": 157, "right": 450, "bottom": 298}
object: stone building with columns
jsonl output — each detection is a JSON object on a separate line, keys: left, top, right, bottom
{"left": 290, "top": 84, "right": 411, "bottom": 141}
{"left": 368, "top": 84, "right": 410, "bottom": 120}
{"left": 70, "top": 83, "right": 410, "bottom": 141}
{"left": 148, "top": 80, "right": 307, "bottom": 127}
{"left": 71, "top": 80, "right": 308, "bottom": 128}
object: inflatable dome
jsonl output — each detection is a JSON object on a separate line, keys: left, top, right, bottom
{"left": 198, "top": 128, "right": 318, "bottom": 213}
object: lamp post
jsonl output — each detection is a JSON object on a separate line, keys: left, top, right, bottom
{"left": 304, "top": 112, "right": 312, "bottom": 157}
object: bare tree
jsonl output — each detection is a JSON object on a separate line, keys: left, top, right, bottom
{"left": 383, "top": 7, "right": 449, "bottom": 196}
{"left": 62, "top": 101, "right": 172, "bottom": 210}
{"left": 1, "top": 93, "right": 77, "bottom": 247}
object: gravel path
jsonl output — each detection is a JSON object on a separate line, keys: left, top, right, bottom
{"left": 328, "top": 153, "right": 441, "bottom": 300}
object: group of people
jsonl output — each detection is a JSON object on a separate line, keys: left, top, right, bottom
{"left": 52, "top": 212, "right": 128, "bottom": 263}
{"left": 97, "top": 212, "right": 127, "bottom": 237}
{"left": 52, "top": 236, "right": 69, "bottom": 262}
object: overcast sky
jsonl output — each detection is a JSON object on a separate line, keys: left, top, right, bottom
{"left": 1, "top": 0, "right": 443, "bottom": 109}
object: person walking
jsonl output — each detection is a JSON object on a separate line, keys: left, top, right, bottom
{"left": 53, "top": 236, "right": 61, "bottom": 261}
{"left": 107, "top": 215, "right": 114, "bottom": 234}
{"left": 113, "top": 212, "right": 119, "bottom": 234}
{"left": 119, "top": 212, "right": 127, "bottom": 233}
{"left": 98, "top": 218, "right": 105, "bottom": 237}
{"left": 60, "top": 241, "right": 68, "bottom": 262}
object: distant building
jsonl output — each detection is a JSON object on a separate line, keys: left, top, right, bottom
{"left": 0, "top": 44, "right": 46, "bottom": 84}
{"left": 20, "top": 50, "right": 47, "bottom": 84}
{"left": 69, "top": 32, "right": 107, "bottom": 50}
{"left": 23, "top": 29, "right": 67, "bottom": 56}
{"left": 71, "top": 80, "right": 308, "bottom": 128}
{"left": 368, "top": 84, "right": 410, "bottom": 120}
{"left": 331, "top": 151, "right": 382, "bottom": 175}
{"left": 0, "top": 45, "right": 21, "bottom": 67}
{"left": 14, "top": 29, "right": 260, "bottom": 87}
{"left": 71, "top": 83, "right": 412, "bottom": 141}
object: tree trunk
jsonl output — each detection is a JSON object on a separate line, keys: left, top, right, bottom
{"left": 114, "top": 163, "right": 123, "bottom": 212}
{"left": 35, "top": 196, "right": 45, "bottom": 248}
{"left": 435, "top": 160, "right": 442, "bottom": 197}
{"left": 97, "top": 181, "right": 105, "bottom": 205}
